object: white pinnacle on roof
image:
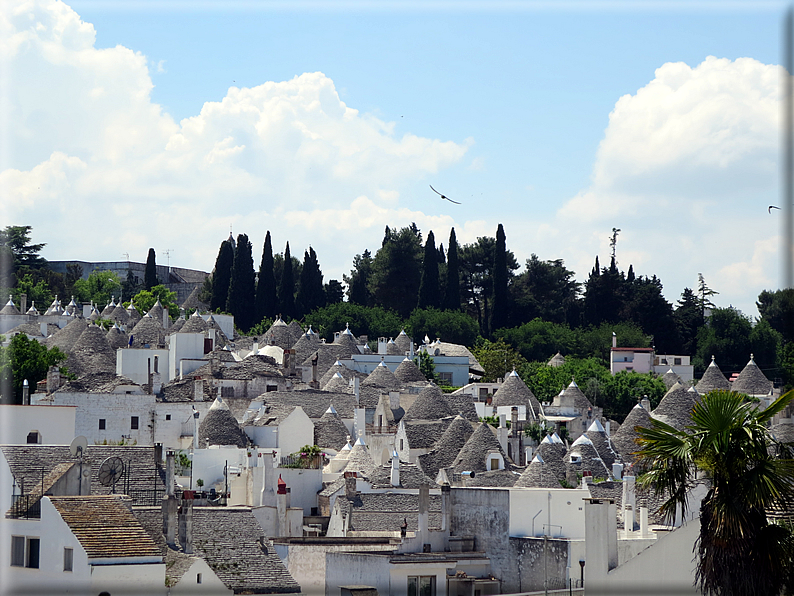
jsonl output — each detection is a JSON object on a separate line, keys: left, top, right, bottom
{"left": 587, "top": 419, "right": 606, "bottom": 433}
{"left": 342, "top": 323, "right": 354, "bottom": 336}
{"left": 377, "top": 361, "right": 388, "bottom": 368}
{"left": 532, "top": 454, "right": 544, "bottom": 464}
{"left": 509, "top": 369, "right": 519, "bottom": 377}
{"left": 273, "top": 316, "right": 287, "bottom": 327}
{"left": 354, "top": 436, "right": 367, "bottom": 446}
{"left": 541, "top": 435, "right": 554, "bottom": 445}
{"left": 208, "top": 395, "right": 229, "bottom": 411}
{"left": 26, "top": 301, "right": 38, "bottom": 315}
{"left": 571, "top": 434, "right": 593, "bottom": 447}
{"left": 341, "top": 437, "right": 353, "bottom": 452}
{"left": 191, "top": 309, "right": 201, "bottom": 318}
{"left": 568, "top": 379, "right": 579, "bottom": 389}
{"left": 69, "top": 296, "right": 78, "bottom": 307}
{"left": 399, "top": 329, "right": 408, "bottom": 336}
{"left": 307, "top": 326, "right": 317, "bottom": 336}
{"left": 424, "top": 334, "right": 430, "bottom": 344}
{"left": 326, "top": 404, "right": 338, "bottom": 415}
{"left": 5, "top": 295, "right": 13, "bottom": 307}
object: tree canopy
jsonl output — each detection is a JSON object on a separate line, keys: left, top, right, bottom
{"left": 144, "top": 248, "right": 158, "bottom": 290}
{"left": 0, "top": 334, "right": 66, "bottom": 404}
{"left": 226, "top": 233, "right": 256, "bottom": 332}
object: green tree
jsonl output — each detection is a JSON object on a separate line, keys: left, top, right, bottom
{"left": 368, "top": 225, "right": 423, "bottom": 318}
{"left": 697, "top": 272, "right": 719, "bottom": 317}
{"left": 414, "top": 350, "right": 436, "bottom": 382}
{"left": 521, "top": 357, "right": 611, "bottom": 405}
{"left": 496, "top": 319, "right": 578, "bottom": 363}
{"left": 303, "top": 302, "right": 403, "bottom": 343}
{"left": 406, "top": 308, "right": 480, "bottom": 348}
{"left": 443, "top": 228, "right": 461, "bottom": 311}
{"left": 636, "top": 389, "right": 794, "bottom": 596}
{"left": 226, "top": 234, "right": 256, "bottom": 332}
{"left": 510, "top": 254, "right": 581, "bottom": 326}
{"left": 296, "top": 246, "right": 325, "bottom": 317}
{"left": 210, "top": 240, "right": 234, "bottom": 313}
{"left": 674, "top": 287, "right": 704, "bottom": 356}
{"left": 0, "top": 226, "right": 47, "bottom": 272}
{"left": 144, "top": 248, "right": 159, "bottom": 290}
{"left": 471, "top": 338, "right": 528, "bottom": 382}
{"left": 583, "top": 255, "right": 625, "bottom": 327}
{"left": 490, "top": 224, "right": 510, "bottom": 335}
{"left": 417, "top": 231, "right": 441, "bottom": 309}
{"left": 694, "top": 307, "right": 752, "bottom": 376}
{"left": 278, "top": 242, "right": 296, "bottom": 319}
{"left": 578, "top": 321, "right": 651, "bottom": 363}
{"left": 255, "top": 231, "right": 278, "bottom": 322}
{"left": 344, "top": 250, "right": 374, "bottom": 307}
{"left": 324, "top": 280, "right": 344, "bottom": 305}
{"left": 12, "top": 273, "right": 54, "bottom": 310}
{"left": 599, "top": 371, "right": 666, "bottom": 421}
{"left": 0, "top": 334, "right": 67, "bottom": 404}
{"left": 132, "top": 285, "right": 179, "bottom": 320}
{"left": 72, "top": 270, "right": 122, "bottom": 307}
{"left": 621, "top": 274, "right": 681, "bottom": 354}
{"left": 122, "top": 268, "right": 143, "bottom": 301}
{"left": 757, "top": 288, "right": 794, "bottom": 344}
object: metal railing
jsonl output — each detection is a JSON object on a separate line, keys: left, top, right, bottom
{"left": 127, "top": 488, "right": 166, "bottom": 507}
{"left": 8, "top": 494, "right": 41, "bottom": 519}
{"left": 279, "top": 454, "right": 324, "bottom": 469}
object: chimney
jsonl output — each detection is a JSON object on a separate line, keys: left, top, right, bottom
{"left": 46, "top": 366, "right": 61, "bottom": 394}
{"left": 193, "top": 409, "right": 200, "bottom": 450}
{"left": 310, "top": 352, "right": 319, "bottom": 389}
{"left": 284, "top": 349, "right": 296, "bottom": 376}
{"left": 354, "top": 408, "right": 366, "bottom": 442}
{"left": 389, "top": 391, "right": 400, "bottom": 411}
{"left": 22, "top": 379, "right": 29, "bottom": 405}
{"left": 194, "top": 379, "right": 203, "bottom": 402}
{"left": 604, "top": 420, "right": 611, "bottom": 436}
{"left": 344, "top": 471, "right": 357, "bottom": 499}
{"left": 584, "top": 497, "right": 618, "bottom": 587}
{"left": 163, "top": 308, "right": 169, "bottom": 331}
{"left": 441, "top": 483, "right": 451, "bottom": 532}
{"left": 165, "top": 451, "right": 175, "bottom": 496}
{"left": 20, "top": 293, "right": 27, "bottom": 315}
{"left": 179, "top": 492, "right": 194, "bottom": 554}
{"left": 253, "top": 341, "right": 259, "bottom": 353}
{"left": 353, "top": 377, "right": 360, "bottom": 405}
{"left": 391, "top": 451, "right": 400, "bottom": 487}
{"left": 418, "top": 484, "right": 430, "bottom": 550}
{"left": 210, "top": 355, "right": 219, "bottom": 376}
{"left": 262, "top": 451, "right": 277, "bottom": 507}
{"left": 378, "top": 337, "right": 387, "bottom": 355}
{"left": 154, "top": 443, "right": 163, "bottom": 466}
{"left": 612, "top": 462, "right": 623, "bottom": 481}
{"left": 622, "top": 475, "right": 636, "bottom": 531}
{"left": 640, "top": 396, "right": 651, "bottom": 412}
{"left": 277, "top": 475, "right": 289, "bottom": 536}
{"left": 639, "top": 506, "right": 650, "bottom": 537}
{"left": 612, "top": 332, "right": 617, "bottom": 348}
{"left": 40, "top": 322, "right": 47, "bottom": 338}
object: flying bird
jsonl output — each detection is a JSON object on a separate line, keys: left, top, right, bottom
{"left": 770, "top": 205, "right": 781, "bottom": 213}
{"left": 430, "top": 185, "right": 461, "bottom": 204}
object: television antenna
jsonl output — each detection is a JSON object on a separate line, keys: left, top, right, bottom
{"left": 98, "top": 456, "right": 125, "bottom": 493}
{"left": 69, "top": 436, "right": 88, "bottom": 496}
{"left": 163, "top": 249, "right": 174, "bottom": 275}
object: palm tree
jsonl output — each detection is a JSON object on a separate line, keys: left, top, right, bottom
{"left": 635, "top": 389, "right": 794, "bottom": 596}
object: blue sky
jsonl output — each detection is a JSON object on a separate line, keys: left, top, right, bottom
{"left": 1, "top": 0, "right": 786, "bottom": 318}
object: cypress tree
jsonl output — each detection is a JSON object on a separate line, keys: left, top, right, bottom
{"left": 226, "top": 234, "right": 256, "bottom": 332}
{"left": 210, "top": 240, "right": 234, "bottom": 313}
{"left": 297, "top": 246, "right": 325, "bottom": 317}
{"left": 255, "top": 231, "right": 277, "bottom": 322}
{"left": 279, "top": 242, "right": 296, "bottom": 319}
{"left": 443, "top": 228, "right": 461, "bottom": 311}
{"left": 144, "top": 248, "right": 158, "bottom": 290}
{"left": 418, "top": 231, "right": 440, "bottom": 309}
{"left": 490, "top": 223, "right": 509, "bottom": 333}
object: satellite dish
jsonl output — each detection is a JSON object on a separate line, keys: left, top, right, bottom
{"left": 98, "top": 456, "right": 125, "bottom": 492}
{"left": 69, "top": 436, "right": 88, "bottom": 458}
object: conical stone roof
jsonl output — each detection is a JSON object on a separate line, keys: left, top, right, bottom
{"left": 65, "top": 324, "right": 116, "bottom": 377}
{"left": 129, "top": 315, "right": 166, "bottom": 348}
{"left": 547, "top": 352, "right": 565, "bottom": 367}
{"left": 386, "top": 339, "right": 401, "bottom": 355}
{"left": 108, "top": 304, "right": 131, "bottom": 325}
{"left": 492, "top": 370, "right": 541, "bottom": 419}
{"left": 584, "top": 419, "right": 619, "bottom": 469}
{"left": 451, "top": 422, "right": 509, "bottom": 473}
{"left": 179, "top": 312, "right": 210, "bottom": 335}
{"left": 361, "top": 361, "right": 400, "bottom": 390}
{"left": 146, "top": 299, "right": 166, "bottom": 325}
{"left": 126, "top": 303, "right": 141, "bottom": 322}
{"left": 536, "top": 437, "right": 568, "bottom": 481}
{"left": 558, "top": 380, "right": 594, "bottom": 411}
{"left": 417, "top": 415, "right": 474, "bottom": 481}
{"left": 106, "top": 324, "right": 129, "bottom": 350}
{"left": 262, "top": 317, "right": 291, "bottom": 349}
{"left": 319, "top": 361, "right": 356, "bottom": 388}
{"left": 394, "top": 330, "right": 412, "bottom": 355}
{"left": 100, "top": 299, "right": 116, "bottom": 318}
{"left": 611, "top": 404, "right": 652, "bottom": 466}
{"left": 514, "top": 454, "right": 562, "bottom": 489}
{"left": 695, "top": 357, "right": 731, "bottom": 394}
{"left": 652, "top": 382, "right": 698, "bottom": 431}
{"left": 314, "top": 406, "right": 351, "bottom": 451}
{"left": 394, "top": 357, "right": 427, "bottom": 383}
{"left": 565, "top": 434, "right": 611, "bottom": 479}
{"left": 732, "top": 355, "right": 773, "bottom": 396}
{"left": 291, "top": 331, "right": 321, "bottom": 364}
{"left": 168, "top": 317, "right": 185, "bottom": 334}
{"left": 660, "top": 368, "right": 683, "bottom": 390}
{"left": 0, "top": 296, "right": 21, "bottom": 316}
{"left": 198, "top": 397, "right": 248, "bottom": 448}
{"left": 404, "top": 384, "right": 455, "bottom": 421}
{"left": 46, "top": 317, "right": 89, "bottom": 352}
{"left": 323, "top": 372, "right": 352, "bottom": 394}
{"left": 343, "top": 437, "right": 375, "bottom": 475}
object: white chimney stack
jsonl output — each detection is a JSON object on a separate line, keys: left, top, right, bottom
{"left": 391, "top": 451, "right": 400, "bottom": 487}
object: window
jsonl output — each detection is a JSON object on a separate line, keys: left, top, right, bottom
{"left": 26, "top": 431, "right": 40, "bottom": 444}
{"left": 197, "top": 573, "right": 202, "bottom": 584}
{"left": 479, "top": 387, "right": 489, "bottom": 400}
{"left": 165, "top": 414, "right": 171, "bottom": 421}
{"left": 490, "top": 457, "right": 500, "bottom": 470}
{"left": 11, "top": 537, "right": 39, "bottom": 569}
{"left": 438, "top": 372, "right": 453, "bottom": 383}
{"left": 11, "top": 536, "right": 24, "bottom": 567}
{"left": 408, "top": 575, "right": 436, "bottom": 596}
{"left": 400, "top": 439, "right": 404, "bottom": 451}
{"left": 674, "top": 357, "right": 682, "bottom": 366}
{"left": 63, "top": 548, "right": 73, "bottom": 572}
{"left": 131, "top": 416, "right": 139, "bottom": 430}
{"left": 98, "top": 419, "right": 106, "bottom": 430}
{"left": 378, "top": 415, "right": 383, "bottom": 427}
{"left": 266, "top": 385, "right": 278, "bottom": 392}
